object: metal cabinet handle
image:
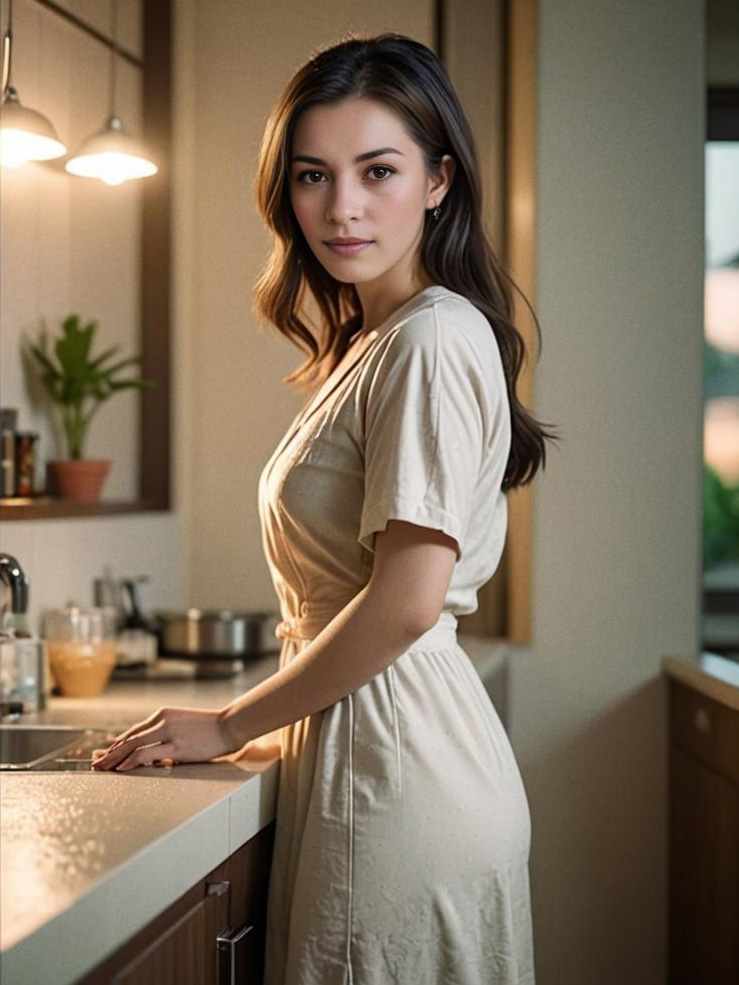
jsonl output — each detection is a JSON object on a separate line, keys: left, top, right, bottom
{"left": 207, "top": 879, "right": 230, "bottom": 898}
{"left": 692, "top": 706, "right": 711, "bottom": 735}
{"left": 207, "top": 877, "right": 262, "bottom": 982}
{"left": 217, "top": 922, "right": 256, "bottom": 985}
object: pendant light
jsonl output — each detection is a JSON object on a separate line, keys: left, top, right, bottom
{"left": 0, "top": 0, "right": 66, "bottom": 169}
{"left": 65, "top": 0, "right": 157, "bottom": 185}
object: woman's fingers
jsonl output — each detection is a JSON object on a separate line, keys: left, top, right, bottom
{"left": 115, "top": 742, "right": 178, "bottom": 772}
{"left": 105, "top": 708, "right": 166, "bottom": 750}
{"left": 92, "top": 720, "right": 168, "bottom": 770}
{"left": 91, "top": 707, "right": 227, "bottom": 772}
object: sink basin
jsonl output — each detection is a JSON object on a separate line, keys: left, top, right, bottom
{"left": 0, "top": 724, "right": 119, "bottom": 771}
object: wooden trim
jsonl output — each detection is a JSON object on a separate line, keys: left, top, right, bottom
{"left": 439, "top": 0, "right": 536, "bottom": 643}
{"left": 443, "top": 0, "right": 508, "bottom": 640}
{"left": 0, "top": 498, "right": 161, "bottom": 520}
{"left": 708, "top": 86, "right": 739, "bottom": 140}
{"left": 140, "top": 0, "right": 172, "bottom": 510}
{"left": 503, "top": 0, "right": 537, "bottom": 645}
{"left": 433, "top": 0, "right": 444, "bottom": 61}
{"left": 0, "top": 498, "right": 162, "bottom": 520}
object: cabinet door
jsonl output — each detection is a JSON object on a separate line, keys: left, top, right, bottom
{"left": 219, "top": 820, "right": 276, "bottom": 983}
{"left": 669, "top": 745, "right": 739, "bottom": 984}
{"left": 110, "top": 888, "right": 228, "bottom": 985}
{"left": 76, "top": 823, "right": 276, "bottom": 985}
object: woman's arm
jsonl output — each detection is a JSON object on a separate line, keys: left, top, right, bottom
{"left": 218, "top": 519, "right": 458, "bottom": 750}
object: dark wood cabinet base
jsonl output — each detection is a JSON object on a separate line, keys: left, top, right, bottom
{"left": 77, "top": 821, "right": 275, "bottom": 985}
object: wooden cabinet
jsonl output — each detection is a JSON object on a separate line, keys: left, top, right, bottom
{"left": 668, "top": 680, "right": 739, "bottom": 984}
{"left": 78, "top": 821, "right": 275, "bottom": 985}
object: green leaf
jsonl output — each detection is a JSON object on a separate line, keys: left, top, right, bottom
{"left": 55, "top": 317, "right": 93, "bottom": 378}
{"left": 28, "top": 313, "right": 155, "bottom": 458}
{"left": 107, "top": 378, "right": 157, "bottom": 391}
{"left": 100, "top": 355, "right": 144, "bottom": 379}
{"left": 88, "top": 344, "right": 122, "bottom": 370}
{"left": 29, "top": 344, "right": 61, "bottom": 380}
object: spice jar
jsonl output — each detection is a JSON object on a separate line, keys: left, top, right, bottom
{"left": 14, "top": 432, "right": 38, "bottom": 497}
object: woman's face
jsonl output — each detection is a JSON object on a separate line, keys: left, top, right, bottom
{"left": 289, "top": 97, "right": 449, "bottom": 287}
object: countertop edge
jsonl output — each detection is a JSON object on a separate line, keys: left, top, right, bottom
{"left": 1, "top": 758, "right": 280, "bottom": 985}
{"left": 663, "top": 653, "right": 739, "bottom": 712}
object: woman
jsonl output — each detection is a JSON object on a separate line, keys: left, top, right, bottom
{"left": 93, "top": 32, "right": 559, "bottom": 985}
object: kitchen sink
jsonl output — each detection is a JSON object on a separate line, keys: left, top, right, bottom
{"left": 0, "top": 724, "right": 120, "bottom": 771}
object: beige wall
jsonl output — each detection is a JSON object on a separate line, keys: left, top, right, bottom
{"left": 512, "top": 0, "right": 704, "bottom": 981}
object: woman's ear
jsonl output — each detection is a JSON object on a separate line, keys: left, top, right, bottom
{"left": 441, "top": 153, "right": 456, "bottom": 189}
{"left": 428, "top": 154, "right": 456, "bottom": 207}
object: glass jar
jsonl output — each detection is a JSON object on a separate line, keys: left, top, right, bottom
{"left": 44, "top": 606, "right": 118, "bottom": 697}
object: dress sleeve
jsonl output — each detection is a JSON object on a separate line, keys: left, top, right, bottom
{"left": 358, "top": 314, "right": 488, "bottom": 561}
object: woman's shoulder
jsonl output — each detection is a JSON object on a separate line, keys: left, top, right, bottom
{"left": 381, "top": 287, "right": 500, "bottom": 366}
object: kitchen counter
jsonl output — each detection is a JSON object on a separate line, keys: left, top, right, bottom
{"left": 0, "top": 654, "right": 281, "bottom": 985}
{"left": 663, "top": 650, "right": 739, "bottom": 711}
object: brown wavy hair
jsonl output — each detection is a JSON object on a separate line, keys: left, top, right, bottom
{"left": 252, "top": 31, "right": 560, "bottom": 490}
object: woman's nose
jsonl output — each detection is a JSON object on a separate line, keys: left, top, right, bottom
{"left": 325, "top": 178, "right": 363, "bottom": 224}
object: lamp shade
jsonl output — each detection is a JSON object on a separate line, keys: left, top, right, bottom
{"left": 65, "top": 115, "right": 158, "bottom": 185}
{"left": 0, "top": 88, "right": 67, "bottom": 168}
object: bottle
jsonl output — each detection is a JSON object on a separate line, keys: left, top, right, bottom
{"left": 93, "top": 565, "right": 126, "bottom": 630}
{"left": 1, "top": 429, "right": 15, "bottom": 497}
{"left": 15, "top": 432, "right": 38, "bottom": 498}
{"left": 117, "top": 577, "right": 158, "bottom": 666}
{"left": 1, "top": 408, "right": 18, "bottom": 497}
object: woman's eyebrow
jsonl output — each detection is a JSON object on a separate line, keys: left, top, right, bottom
{"left": 290, "top": 147, "right": 404, "bottom": 166}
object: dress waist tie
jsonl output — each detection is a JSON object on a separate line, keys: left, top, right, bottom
{"left": 275, "top": 603, "right": 458, "bottom": 650}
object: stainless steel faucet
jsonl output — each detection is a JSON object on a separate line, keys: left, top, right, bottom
{"left": 0, "top": 553, "right": 45, "bottom": 714}
{"left": 0, "top": 553, "right": 30, "bottom": 627}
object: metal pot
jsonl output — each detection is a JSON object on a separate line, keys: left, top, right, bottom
{"left": 153, "top": 609, "right": 281, "bottom": 661}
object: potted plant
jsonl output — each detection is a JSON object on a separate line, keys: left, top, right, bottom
{"left": 28, "top": 314, "right": 156, "bottom": 502}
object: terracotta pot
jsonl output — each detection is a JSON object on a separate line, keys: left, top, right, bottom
{"left": 49, "top": 460, "right": 112, "bottom": 502}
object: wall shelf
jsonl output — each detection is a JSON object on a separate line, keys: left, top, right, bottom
{"left": 1, "top": 498, "right": 165, "bottom": 521}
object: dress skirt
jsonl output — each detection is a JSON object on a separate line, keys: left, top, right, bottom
{"left": 262, "top": 612, "right": 536, "bottom": 985}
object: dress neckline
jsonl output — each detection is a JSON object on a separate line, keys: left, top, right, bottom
{"left": 267, "top": 285, "right": 456, "bottom": 466}
{"left": 347, "top": 283, "right": 454, "bottom": 347}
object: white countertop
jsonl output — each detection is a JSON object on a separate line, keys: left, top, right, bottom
{"left": 663, "top": 651, "right": 739, "bottom": 712}
{"left": 0, "top": 654, "right": 281, "bottom": 985}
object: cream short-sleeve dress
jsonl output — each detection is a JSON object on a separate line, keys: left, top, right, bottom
{"left": 258, "top": 284, "right": 536, "bottom": 985}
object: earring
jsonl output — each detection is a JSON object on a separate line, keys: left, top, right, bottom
{"left": 432, "top": 204, "right": 442, "bottom": 221}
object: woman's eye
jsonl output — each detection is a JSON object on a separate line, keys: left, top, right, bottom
{"left": 367, "top": 165, "right": 394, "bottom": 180}
{"left": 295, "top": 166, "right": 395, "bottom": 184}
{"left": 297, "top": 170, "right": 324, "bottom": 184}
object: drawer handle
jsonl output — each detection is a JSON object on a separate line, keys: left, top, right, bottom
{"left": 207, "top": 879, "right": 230, "bottom": 898}
{"left": 692, "top": 707, "right": 712, "bottom": 735}
{"left": 217, "top": 922, "right": 256, "bottom": 985}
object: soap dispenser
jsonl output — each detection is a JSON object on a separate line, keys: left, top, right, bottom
{"left": 0, "top": 553, "right": 47, "bottom": 713}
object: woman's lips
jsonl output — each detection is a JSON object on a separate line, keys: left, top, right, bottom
{"left": 325, "top": 241, "right": 374, "bottom": 257}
